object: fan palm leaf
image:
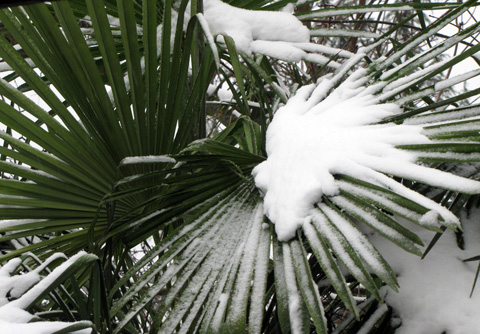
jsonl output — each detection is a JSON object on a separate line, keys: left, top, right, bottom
{"left": 0, "top": 0, "right": 479, "bottom": 333}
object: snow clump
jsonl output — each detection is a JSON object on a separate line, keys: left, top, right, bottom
{"left": 253, "top": 70, "right": 432, "bottom": 241}
{"left": 203, "top": 0, "right": 310, "bottom": 54}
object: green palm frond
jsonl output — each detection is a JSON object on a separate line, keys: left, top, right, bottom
{"left": 0, "top": 0, "right": 479, "bottom": 333}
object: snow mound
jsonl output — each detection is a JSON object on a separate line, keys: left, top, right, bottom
{"left": 373, "top": 214, "right": 480, "bottom": 334}
{"left": 203, "top": 0, "right": 310, "bottom": 54}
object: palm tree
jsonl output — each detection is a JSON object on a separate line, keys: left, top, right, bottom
{"left": 0, "top": 0, "right": 479, "bottom": 333}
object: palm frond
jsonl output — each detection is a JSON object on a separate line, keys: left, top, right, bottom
{"left": 0, "top": 0, "right": 479, "bottom": 333}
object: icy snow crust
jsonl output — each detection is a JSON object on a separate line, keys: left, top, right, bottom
{"left": 252, "top": 70, "right": 479, "bottom": 241}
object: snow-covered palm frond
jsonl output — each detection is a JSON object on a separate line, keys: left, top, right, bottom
{"left": 0, "top": 0, "right": 480, "bottom": 333}
{"left": 0, "top": 252, "right": 98, "bottom": 333}
{"left": 251, "top": 37, "right": 480, "bottom": 323}
{"left": 253, "top": 67, "right": 477, "bottom": 241}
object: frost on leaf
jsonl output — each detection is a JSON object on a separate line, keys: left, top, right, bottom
{"left": 252, "top": 69, "right": 480, "bottom": 241}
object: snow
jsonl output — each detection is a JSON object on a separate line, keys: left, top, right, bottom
{"left": 227, "top": 204, "right": 263, "bottom": 321}
{"left": 422, "top": 116, "right": 480, "bottom": 134}
{"left": 253, "top": 65, "right": 480, "bottom": 241}
{"left": 303, "top": 222, "right": 340, "bottom": 287}
{"left": 119, "top": 155, "right": 176, "bottom": 166}
{"left": 295, "top": 0, "right": 308, "bottom": 5}
{"left": 409, "top": 108, "right": 480, "bottom": 126}
{"left": 356, "top": 303, "right": 389, "bottom": 334}
{"left": 0, "top": 320, "right": 92, "bottom": 334}
{"left": 419, "top": 210, "right": 440, "bottom": 227}
{"left": 250, "top": 40, "right": 310, "bottom": 63}
{"left": 310, "top": 28, "right": 381, "bottom": 39}
{"left": 217, "top": 86, "right": 233, "bottom": 101}
{"left": 372, "top": 212, "right": 480, "bottom": 334}
{"left": 8, "top": 271, "right": 41, "bottom": 299}
{"left": 252, "top": 71, "right": 414, "bottom": 241}
{"left": 8, "top": 253, "right": 95, "bottom": 310}
{"left": 250, "top": 40, "right": 341, "bottom": 67}
{"left": 1, "top": 1, "right": 479, "bottom": 333}
{"left": 379, "top": 20, "right": 480, "bottom": 81}
{"left": 434, "top": 68, "right": 480, "bottom": 91}
{"left": 358, "top": 155, "right": 480, "bottom": 194}
{"left": 332, "top": 295, "right": 379, "bottom": 334}
{"left": 211, "top": 293, "right": 229, "bottom": 330}
{"left": 311, "top": 210, "right": 369, "bottom": 283}
{"left": 329, "top": 195, "right": 421, "bottom": 255}
{"left": 203, "top": 0, "right": 310, "bottom": 55}
{"left": 248, "top": 223, "right": 271, "bottom": 333}
{"left": 0, "top": 305, "right": 35, "bottom": 323}
{"left": 319, "top": 204, "right": 394, "bottom": 285}
{"left": 0, "top": 252, "right": 95, "bottom": 333}
{"left": 336, "top": 167, "right": 461, "bottom": 231}
{"left": 195, "top": 13, "right": 220, "bottom": 67}
{"left": 282, "top": 243, "right": 306, "bottom": 333}
{"left": 379, "top": 60, "right": 448, "bottom": 101}
{"left": 382, "top": 60, "right": 446, "bottom": 92}
{"left": 298, "top": 6, "right": 412, "bottom": 20}
{"left": 0, "top": 160, "right": 59, "bottom": 180}
{"left": 292, "top": 42, "right": 354, "bottom": 58}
